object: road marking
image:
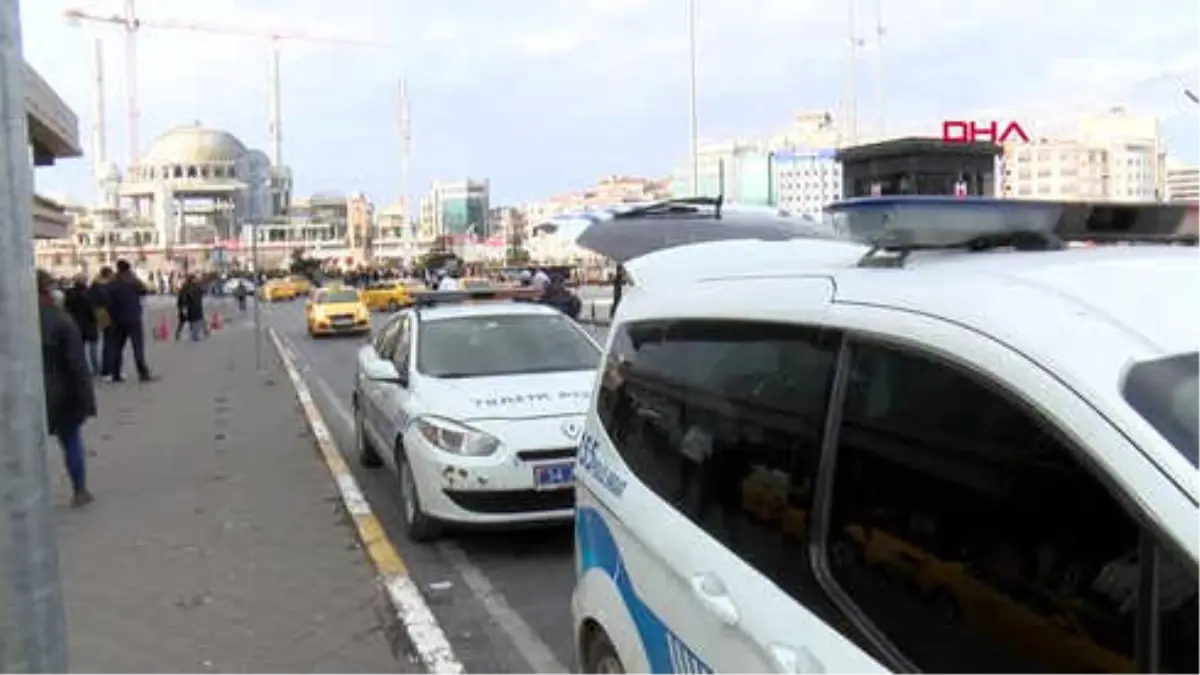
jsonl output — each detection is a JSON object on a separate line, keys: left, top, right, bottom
{"left": 268, "top": 327, "right": 465, "bottom": 674}
{"left": 276, "top": 329, "right": 571, "bottom": 675}
{"left": 438, "top": 544, "right": 570, "bottom": 674}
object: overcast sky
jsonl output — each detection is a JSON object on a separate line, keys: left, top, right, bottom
{"left": 22, "top": 0, "right": 1200, "bottom": 206}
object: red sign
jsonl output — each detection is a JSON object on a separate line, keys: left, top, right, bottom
{"left": 953, "top": 181, "right": 968, "bottom": 197}
{"left": 942, "top": 120, "right": 1030, "bottom": 144}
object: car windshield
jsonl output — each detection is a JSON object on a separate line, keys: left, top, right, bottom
{"left": 1122, "top": 352, "right": 1199, "bottom": 467}
{"left": 417, "top": 314, "right": 601, "bottom": 378}
{"left": 320, "top": 290, "right": 360, "bottom": 304}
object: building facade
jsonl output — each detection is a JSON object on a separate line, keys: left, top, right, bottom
{"left": 427, "top": 179, "right": 490, "bottom": 238}
{"left": 1001, "top": 110, "right": 1166, "bottom": 201}
{"left": 1165, "top": 163, "right": 1199, "bottom": 203}
{"left": 771, "top": 149, "right": 843, "bottom": 217}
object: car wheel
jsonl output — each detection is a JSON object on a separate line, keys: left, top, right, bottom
{"left": 582, "top": 626, "right": 624, "bottom": 674}
{"left": 355, "top": 404, "right": 383, "bottom": 468}
{"left": 396, "top": 443, "right": 439, "bottom": 542}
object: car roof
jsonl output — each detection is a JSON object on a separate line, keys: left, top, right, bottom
{"left": 314, "top": 287, "right": 359, "bottom": 301}
{"left": 416, "top": 300, "right": 562, "bottom": 322}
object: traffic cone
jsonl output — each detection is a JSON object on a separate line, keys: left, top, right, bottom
{"left": 210, "top": 311, "right": 222, "bottom": 331}
{"left": 154, "top": 315, "right": 169, "bottom": 342}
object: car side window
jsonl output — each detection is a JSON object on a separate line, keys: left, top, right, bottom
{"left": 373, "top": 314, "right": 406, "bottom": 360}
{"left": 824, "top": 340, "right": 1156, "bottom": 672}
{"left": 596, "top": 319, "right": 850, "bottom": 630}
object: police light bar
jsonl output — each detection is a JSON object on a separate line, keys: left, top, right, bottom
{"left": 825, "top": 197, "right": 1198, "bottom": 251}
{"left": 411, "top": 287, "right": 541, "bottom": 308}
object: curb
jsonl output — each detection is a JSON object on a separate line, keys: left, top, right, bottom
{"left": 267, "top": 327, "right": 466, "bottom": 674}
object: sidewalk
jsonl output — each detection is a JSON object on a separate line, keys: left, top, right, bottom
{"left": 53, "top": 311, "right": 413, "bottom": 673}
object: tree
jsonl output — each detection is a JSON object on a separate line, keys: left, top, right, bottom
{"left": 288, "top": 246, "right": 322, "bottom": 276}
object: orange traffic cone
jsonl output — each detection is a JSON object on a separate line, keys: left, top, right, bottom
{"left": 154, "top": 315, "right": 169, "bottom": 342}
{"left": 210, "top": 311, "right": 222, "bottom": 331}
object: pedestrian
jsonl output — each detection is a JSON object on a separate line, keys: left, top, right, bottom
{"left": 234, "top": 278, "right": 249, "bottom": 312}
{"left": 176, "top": 274, "right": 207, "bottom": 340}
{"left": 106, "top": 259, "right": 157, "bottom": 382}
{"left": 611, "top": 264, "right": 627, "bottom": 314}
{"left": 63, "top": 274, "right": 101, "bottom": 375}
{"left": 38, "top": 269, "right": 97, "bottom": 508}
{"left": 94, "top": 266, "right": 117, "bottom": 378}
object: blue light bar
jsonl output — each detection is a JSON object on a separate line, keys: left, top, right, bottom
{"left": 824, "top": 197, "right": 1197, "bottom": 249}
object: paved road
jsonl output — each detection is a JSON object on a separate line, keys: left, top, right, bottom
{"left": 261, "top": 300, "right": 608, "bottom": 674}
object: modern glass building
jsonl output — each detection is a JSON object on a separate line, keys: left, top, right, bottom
{"left": 432, "top": 179, "right": 490, "bottom": 237}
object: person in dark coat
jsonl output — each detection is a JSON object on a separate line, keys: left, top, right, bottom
{"left": 611, "top": 264, "right": 627, "bottom": 314}
{"left": 38, "top": 269, "right": 97, "bottom": 507}
{"left": 94, "top": 266, "right": 116, "bottom": 377}
{"left": 62, "top": 275, "right": 100, "bottom": 375}
{"left": 175, "top": 275, "right": 207, "bottom": 341}
{"left": 105, "top": 259, "right": 156, "bottom": 382}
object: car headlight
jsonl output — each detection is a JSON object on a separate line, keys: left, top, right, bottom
{"left": 413, "top": 416, "right": 500, "bottom": 456}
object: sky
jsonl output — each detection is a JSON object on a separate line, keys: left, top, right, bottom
{"left": 21, "top": 0, "right": 1200, "bottom": 207}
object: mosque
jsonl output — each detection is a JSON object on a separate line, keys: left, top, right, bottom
{"left": 43, "top": 123, "right": 298, "bottom": 274}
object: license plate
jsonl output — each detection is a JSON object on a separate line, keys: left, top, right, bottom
{"left": 332, "top": 318, "right": 352, "bottom": 326}
{"left": 533, "top": 462, "right": 575, "bottom": 489}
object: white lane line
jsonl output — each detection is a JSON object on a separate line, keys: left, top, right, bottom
{"left": 268, "top": 328, "right": 465, "bottom": 674}
{"left": 437, "top": 543, "right": 570, "bottom": 675}
{"left": 280, "top": 331, "right": 569, "bottom": 675}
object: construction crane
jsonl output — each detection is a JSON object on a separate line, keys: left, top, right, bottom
{"left": 63, "top": 3, "right": 393, "bottom": 168}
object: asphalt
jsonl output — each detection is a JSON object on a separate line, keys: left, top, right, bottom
{"left": 262, "top": 298, "right": 610, "bottom": 674}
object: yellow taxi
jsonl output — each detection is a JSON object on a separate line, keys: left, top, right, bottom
{"left": 360, "top": 280, "right": 414, "bottom": 312}
{"left": 287, "top": 275, "right": 313, "bottom": 296}
{"left": 305, "top": 286, "right": 371, "bottom": 337}
{"left": 260, "top": 278, "right": 295, "bottom": 302}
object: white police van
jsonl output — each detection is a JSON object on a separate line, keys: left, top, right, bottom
{"left": 571, "top": 197, "right": 1199, "bottom": 673}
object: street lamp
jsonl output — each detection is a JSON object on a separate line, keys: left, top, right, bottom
{"left": 687, "top": 0, "right": 699, "bottom": 196}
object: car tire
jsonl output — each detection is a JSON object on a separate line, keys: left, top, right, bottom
{"left": 396, "top": 443, "right": 440, "bottom": 542}
{"left": 355, "top": 404, "right": 383, "bottom": 468}
{"left": 582, "top": 626, "right": 624, "bottom": 674}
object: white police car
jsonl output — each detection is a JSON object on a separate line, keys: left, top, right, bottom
{"left": 572, "top": 197, "right": 1199, "bottom": 673}
{"left": 353, "top": 289, "right": 603, "bottom": 540}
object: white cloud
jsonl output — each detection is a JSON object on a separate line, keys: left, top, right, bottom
{"left": 21, "top": 0, "right": 1200, "bottom": 205}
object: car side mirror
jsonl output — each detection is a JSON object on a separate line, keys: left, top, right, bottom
{"left": 362, "top": 356, "right": 402, "bottom": 384}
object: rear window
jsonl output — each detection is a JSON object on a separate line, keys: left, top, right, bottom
{"left": 1122, "top": 352, "right": 1198, "bottom": 467}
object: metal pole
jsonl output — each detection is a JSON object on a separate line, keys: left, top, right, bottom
{"left": 0, "top": 0, "right": 69, "bottom": 671}
{"left": 845, "top": 0, "right": 859, "bottom": 146}
{"left": 251, "top": 222, "right": 262, "bottom": 371}
{"left": 874, "top": 0, "right": 885, "bottom": 138}
{"left": 686, "top": 0, "right": 699, "bottom": 195}
{"left": 123, "top": 0, "right": 139, "bottom": 165}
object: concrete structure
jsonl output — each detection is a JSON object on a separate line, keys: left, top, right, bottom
{"left": 1166, "top": 163, "right": 1199, "bottom": 203}
{"left": 118, "top": 124, "right": 292, "bottom": 247}
{"left": 24, "top": 60, "right": 82, "bottom": 238}
{"left": 837, "top": 138, "right": 1003, "bottom": 198}
{"left": 1001, "top": 110, "right": 1166, "bottom": 202}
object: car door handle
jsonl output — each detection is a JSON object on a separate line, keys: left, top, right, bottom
{"left": 767, "top": 643, "right": 825, "bottom": 674}
{"left": 689, "top": 573, "right": 739, "bottom": 626}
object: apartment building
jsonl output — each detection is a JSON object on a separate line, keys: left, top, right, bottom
{"left": 1166, "top": 163, "right": 1199, "bottom": 202}
{"left": 1001, "top": 109, "right": 1165, "bottom": 201}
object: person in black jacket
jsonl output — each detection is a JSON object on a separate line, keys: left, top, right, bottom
{"left": 63, "top": 275, "right": 100, "bottom": 375}
{"left": 38, "top": 269, "right": 97, "bottom": 507}
{"left": 541, "top": 276, "right": 583, "bottom": 320}
{"left": 105, "top": 259, "right": 156, "bottom": 382}
{"left": 94, "top": 266, "right": 116, "bottom": 377}
{"left": 175, "top": 275, "right": 207, "bottom": 341}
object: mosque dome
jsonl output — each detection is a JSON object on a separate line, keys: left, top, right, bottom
{"left": 140, "top": 123, "right": 249, "bottom": 165}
